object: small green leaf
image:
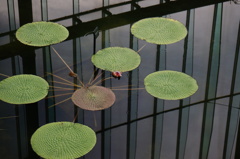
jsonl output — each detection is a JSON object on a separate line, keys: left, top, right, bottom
{"left": 0, "top": 74, "right": 49, "bottom": 104}
{"left": 16, "top": 21, "right": 69, "bottom": 47}
{"left": 144, "top": 70, "right": 198, "bottom": 100}
{"left": 31, "top": 122, "right": 96, "bottom": 159}
{"left": 131, "top": 17, "right": 188, "bottom": 45}
{"left": 91, "top": 47, "right": 141, "bottom": 72}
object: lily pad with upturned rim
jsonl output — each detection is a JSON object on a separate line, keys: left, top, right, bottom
{"left": 0, "top": 74, "right": 49, "bottom": 104}
{"left": 72, "top": 86, "right": 116, "bottom": 111}
{"left": 131, "top": 17, "right": 188, "bottom": 45}
{"left": 144, "top": 70, "right": 198, "bottom": 100}
{"left": 91, "top": 47, "right": 141, "bottom": 72}
{"left": 16, "top": 21, "right": 69, "bottom": 47}
{"left": 31, "top": 122, "right": 96, "bottom": 159}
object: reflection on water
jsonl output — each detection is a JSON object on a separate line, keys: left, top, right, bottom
{"left": 0, "top": 0, "right": 240, "bottom": 159}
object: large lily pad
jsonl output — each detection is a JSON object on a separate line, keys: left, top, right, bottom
{"left": 0, "top": 74, "right": 49, "bottom": 104}
{"left": 131, "top": 17, "right": 187, "bottom": 45}
{"left": 31, "top": 122, "right": 96, "bottom": 159}
{"left": 16, "top": 21, "right": 69, "bottom": 47}
{"left": 144, "top": 70, "right": 198, "bottom": 100}
{"left": 72, "top": 86, "right": 116, "bottom": 111}
{"left": 91, "top": 47, "right": 141, "bottom": 72}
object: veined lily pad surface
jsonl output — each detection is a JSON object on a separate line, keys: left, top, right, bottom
{"left": 16, "top": 21, "right": 69, "bottom": 47}
{"left": 31, "top": 122, "right": 96, "bottom": 159}
{"left": 91, "top": 47, "right": 141, "bottom": 72}
{"left": 0, "top": 74, "right": 49, "bottom": 104}
{"left": 72, "top": 86, "right": 116, "bottom": 111}
{"left": 144, "top": 71, "right": 198, "bottom": 100}
{"left": 131, "top": 17, "right": 188, "bottom": 45}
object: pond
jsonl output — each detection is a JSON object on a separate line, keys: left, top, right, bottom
{"left": 0, "top": 0, "right": 240, "bottom": 159}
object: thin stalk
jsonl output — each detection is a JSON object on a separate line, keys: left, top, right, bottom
{"left": 73, "top": 108, "right": 79, "bottom": 123}
{"left": 46, "top": 92, "right": 74, "bottom": 99}
{"left": 87, "top": 68, "right": 100, "bottom": 85}
{"left": 51, "top": 46, "right": 74, "bottom": 73}
{"left": 48, "top": 97, "right": 72, "bottom": 108}
{"left": 88, "top": 71, "right": 103, "bottom": 86}
{"left": 48, "top": 89, "right": 76, "bottom": 91}
{"left": 50, "top": 47, "right": 85, "bottom": 87}
{"left": 110, "top": 85, "right": 136, "bottom": 88}
{"left": 0, "top": 73, "right": 10, "bottom": 78}
{"left": 92, "top": 76, "right": 114, "bottom": 86}
{"left": 49, "top": 80, "right": 82, "bottom": 88}
{"left": 49, "top": 86, "right": 76, "bottom": 90}
{"left": 93, "top": 112, "right": 97, "bottom": 127}
{"left": 73, "top": 74, "right": 85, "bottom": 88}
{"left": 0, "top": 116, "right": 18, "bottom": 119}
{"left": 47, "top": 72, "right": 81, "bottom": 87}
{"left": 137, "top": 43, "right": 148, "bottom": 53}
{"left": 111, "top": 88, "right": 145, "bottom": 90}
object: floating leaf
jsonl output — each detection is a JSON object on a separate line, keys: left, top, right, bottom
{"left": 0, "top": 74, "right": 49, "bottom": 104}
{"left": 31, "top": 122, "right": 96, "bottom": 159}
{"left": 91, "top": 47, "right": 141, "bottom": 72}
{"left": 16, "top": 21, "right": 69, "bottom": 47}
{"left": 131, "top": 17, "right": 187, "bottom": 45}
{"left": 72, "top": 86, "right": 115, "bottom": 111}
{"left": 144, "top": 70, "right": 198, "bottom": 100}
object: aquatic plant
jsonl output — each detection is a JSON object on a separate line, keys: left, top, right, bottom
{"left": 48, "top": 46, "right": 145, "bottom": 110}
{"left": 48, "top": 47, "right": 117, "bottom": 111}
{"left": 0, "top": 74, "right": 49, "bottom": 104}
{"left": 91, "top": 47, "right": 141, "bottom": 72}
{"left": 47, "top": 71, "right": 117, "bottom": 111}
{"left": 16, "top": 21, "right": 69, "bottom": 47}
{"left": 31, "top": 122, "right": 96, "bottom": 159}
{"left": 15, "top": 20, "right": 117, "bottom": 110}
{"left": 72, "top": 85, "right": 116, "bottom": 111}
{"left": 131, "top": 17, "right": 188, "bottom": 45}
{"left": 144, "top": 70, "right": 198, "bottom": 100}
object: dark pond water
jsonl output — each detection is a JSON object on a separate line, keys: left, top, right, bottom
{"left": 0, "top": 0, "right": 240, "bottom": 159}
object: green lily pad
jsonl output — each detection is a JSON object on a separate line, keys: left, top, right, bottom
{"left": 31, "top": 122, "right": 96, "bottom": 159}
{"left": 144, "top": 70, "right": 198, "bottom": 100}
{"left": 16, "top": 21, "right": 69, "bottom": 47}
{"left": 0, "top": 74, "right": 49, "bottom": 104}
{"left": 131, "top": 17, "right": 188, "bottom": 45}
{"left": 91, "top": 47, "right": 141, "bottom": 72}
{"left": 72, "top": 86, "right": 116, "bottom": 111}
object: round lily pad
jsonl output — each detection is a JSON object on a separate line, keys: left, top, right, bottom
{"left": 16, "top": 21, "right": 69, "bottom": 47}
{"left": 91, "top": 47, "right": 141, "bottom": 72}
{"left": 0, "top": 74, "right": 49, "bottom": 104}
{"left": 72, "top": 86, "right": 116, "bottom": 111}
{"left": 131, "top": 17, "right": 188, "bottom": 45}
{"left": 144, "top": 70, "right": 198, "bottom": 100}
{"left": 31, "top": 122, "right": 96, "bottom": 159}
